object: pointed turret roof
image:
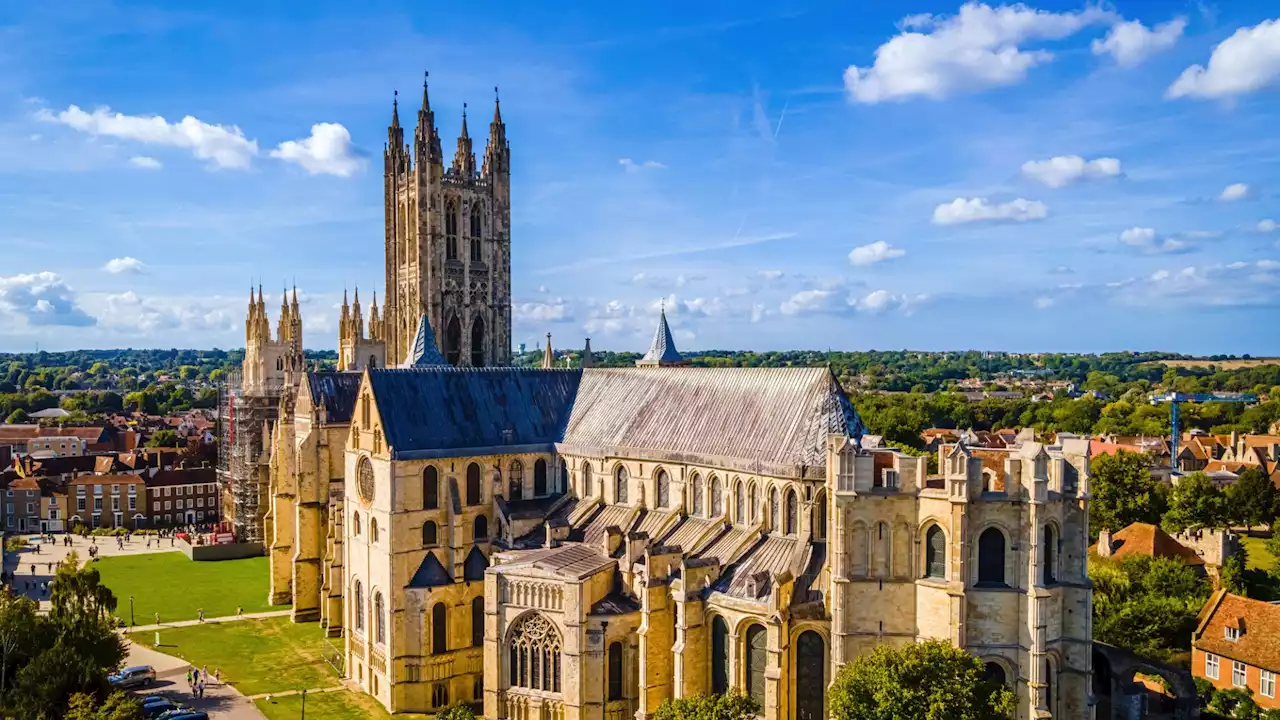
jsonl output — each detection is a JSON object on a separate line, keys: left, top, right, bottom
{"left": 403, "top": 313, "right": 450, "bottom": 368}
{"left": 581, "top": 338, "right": 594, "bottom": 368}
{"left": 391, "top": 89, "right": 400, "bottom": 128}
{"left": 541, "top": 333, "right": 554, "bottom": 369}
{"left": 636, "top": 306, "right": 685, "bottom": 367}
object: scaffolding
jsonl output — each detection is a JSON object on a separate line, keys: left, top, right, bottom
{"left": 217, "top": 369, "right": 287, "bottom": 543}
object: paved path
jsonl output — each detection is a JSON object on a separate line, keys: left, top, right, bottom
{"left": 125, "top": 609, "right": 292, "bottom": 634}
{"left": 244, "top": 685, "right": 346, "bottom": 700}
{"left": 128, "top": 639, "right": 267, "bottom": 720}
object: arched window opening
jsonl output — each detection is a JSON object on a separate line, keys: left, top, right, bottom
{"left": 374, "top": 591, "right": 385, "bottom": 644}
{"left": 423, "top": 466, "right": 439, "bottom": 510}
{"left": 977, "top": 528, "right": 1007, "bottom": 586}
{"left": 470, "top": 318, "right": 485, "bottom": 368}
{"left": 352, "top": 511, "right": 362, "bottom": 537}
{"left": 471, "top": 204, "right": 482, "bottom": 238}
{"left": 509, "top": 460, "right": 524, "bottom": 500}
{"left": 784, "top": 489, "right": 798, "bottom": 535}
{"left": 734, "top": 482, "right": 745, "bottom": 524}
{"left": 474, "top": 514, "right": 488, "bottom": 541}
{"left": 422, "top": 521, "right": 438, "bottom": 547}
{"left": 353, "top": 580, "right": 364, "bottom": 632}
{"left": 559, "top": 459, "right": 568, "bottom": 494}
{"left": 983, "top": 662, "right": 1007, "bottom": 687}
{"left": 368, "top": 355, "right": 377, "bottom": 369}
{"left": 746, "top": 625, "right": 767, "bottom": 707}
{"left": 769, "top": 488, "right": 780, "bottom": 532}
{"left": 534, "top": 458, "right": 548, "bottom": 496}
{"left": 471, "top": 596, "right": 484, "bottom": 648}
{"left": 925, "top": 525, "right": 946, "bottom": 580}
{"left": 276, "top": 357, "right": 284, "bottom": 371}
{"left": 710, "top": 478, "right": 723, "bottom": 517}
{"left": 691, "top": 475, "right": 703, "bottom": 516}
{"left": 615, "top": 465, "right": 629, "bottom": 504}
{"left": 796, "top": 631, "right": 828, "bottom": 720}
{"left": 471, "top": 238, "right": 482, "bottom": 263}
{"left": 432, "top": 603, "right": 447, "bottom": 654}
{"left": 444, "top": 316, "right": 462, "bottom": 366}
{"left": 445, "top": 200, "right": 459, "bottom": 261}
{"left": 466, "top": 463, "right": 481, "bottom": 506}
{"left": 982, "top": 469, "right": 999, "bottom": 493}
{"left": 656, "top": 470, "right": 670, "bottom": 509}
{"left": 1043, "top": 525, "right": 1058, "bottom": 585}
{"left": 508, "top": 613, "right": 562, "bottom": 693}
{"left": 749, "top": 483, "right": 759, "bottom": 522}
{"left": 815, "top": 492, "right": 828, "bottom": 540}
{"left": 433, "top": 684, "right": 448, "bottom": 708}
{"left": 711, "top": 616, "right": 729, "bottom": 694}
{"left": 582, "top": 462, "right": 593, "bottom": 498}
{"left": 608, "top": 642, "right": 624, "bottom": 701}
{"left": 1044, "top": 659, "right": 1055, "bottom": 713}
{"left": 370, "top": 518, "right": 379, "bottom": 544}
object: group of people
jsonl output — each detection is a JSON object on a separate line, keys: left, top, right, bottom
{"left": 186, "top": 665, "right": 220, "bottom": 699}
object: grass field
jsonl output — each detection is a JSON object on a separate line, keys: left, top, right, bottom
{"left": 136, "top": 616, "right": 341, "bottom": 696}
{"left": 1243, "top": 535, "right": 1277, "bottom": 572}
{"left": 95, "top": 551, "right": 275, "bottom": 624}
{"left": 1152, "top": 358, "right": 1280, "bottom": 370}
{"left": 256, "top": 689, "right": 430, "bottom": 720}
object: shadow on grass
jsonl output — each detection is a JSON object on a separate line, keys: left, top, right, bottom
{"left": 1243, "top": 569, "right": 1280, "bottom": 601}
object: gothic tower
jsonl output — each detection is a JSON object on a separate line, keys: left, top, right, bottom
{"left": 244, "top": 285, "right": 305, "bottom": 394}
{"left": 382, "top": 74, "right": 512, "bottom": 367}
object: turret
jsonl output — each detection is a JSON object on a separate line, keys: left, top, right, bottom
{"left": 636, "top": 304, "right": 686, "bottom": 367}
{"left": 541, "top": 333, "right": 554, "bottom": 369}
{"left": 451, "top": 104, "right": 477, "bottom": 179}
{"left": 482, "top": 87, "right": 509, "bottom": 181}
{"left": 415, "top": 71, "right": 442, "bottom": 169}
{"left": 581, "top": 338, "right": 594, "bottom": 368}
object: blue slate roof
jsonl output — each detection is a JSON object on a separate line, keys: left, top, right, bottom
{"left": 637, "top": 308, "right": 684, "bottom": 366}
{"left": 306, "top": 371, "right": 363, "bottom": 424}
{"left": 404, "top": 313, "right": 450, "bottom": 368}
{"left": 368, "top": 368, "right": 582, "bottom": 460}
{"left": 408, "top": 552, "right": 452, "bottom": 588}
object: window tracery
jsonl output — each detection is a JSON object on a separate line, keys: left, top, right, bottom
{"left": 507, "top": 613, "right": 562, "bottom": 693}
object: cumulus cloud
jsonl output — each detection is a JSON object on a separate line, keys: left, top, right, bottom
{"left": 1119, "top": 226, "right": 1157, "bottom": 246}
{"left": 103, "top": 257, "right": 147, "bottom": 274}
{"left": 1168, "top": 18, "right": 1280, "bottom": 99}
{"left": 128, "top": 156, "right": 162, "bottom": 170}
{"left": 1107, "top": 260, "right": 1280, "bottom": 308}
{"left": 39, "top": 104, "right": 259, "bottom": 170}
{"left": 1220, "top": 183, "right": 1250, "bottom": 201}
{"left": 91, "top": 291, "right": 238, "bottom": 335}
{"left": 630, "top": 272, "right": 706, "bottom": 289}
{"left": 270, "top": 123, "right": 362, "bottom": 177}
{"left": 1034, "top": 296, "right": 1056, "bottom": 309}
{"left": 1091, "top": 17, "right": 1186, "bottom": 66}
{"left": 619, "top": 158, "right": 665, "bottom": 172}
{"left": 514, "top": 298, "right": 575, "bottom": 324}
{"left": 844, "top": 2, "right": 1116, "bottom": 103}
{"left": 1021, "top": 155, "right": 1121, "bottom": 188}
{"left": 932, "top": 197, "right": 1048, "bottom": 225}
{"left": 1118, "top": 226, "right": 1192, "bottom": 254}
{"left": 0, "top": 272, "right": 96, "bottom": 327}
{"left": 780, "top": 288, "right": 847, "bottom": 316}
{"left": 848, "top": 240, "right": 906, "bottom": 266}
{"left": 1259, "top": 219, "right": 1278, "bottom": 232}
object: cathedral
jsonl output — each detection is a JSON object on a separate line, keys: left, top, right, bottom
{"left": 252, "top": 77, "right": 1095, "bottom": 720}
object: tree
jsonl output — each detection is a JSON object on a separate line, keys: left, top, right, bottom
{"left": 1267, "top": 528, "right": 1280, "bottom": 583}
{"left": 4, "top": 409, "right": 27, "bottom": 425}
{"left": 1090, "top": 451, "right": 1166, "bottom": 538}
{"left": 1090, "top": 555, "right": 1211, "bottom": 663}
{"left": 828, "top": 640, "right": 1015, "bottom": 720}
{"left": 145, "top": 430, "right": 180, "bottom": 448}
{"left": 434, "top": 702, "right": 478, "bottom": 720}
{"left": 1163, "top": 472, "right": 1228, "bottom": 534}
{"left": 65, "top": 691, "right": 143, "bottom": 720}
{"left": 654, "top": 692, "right": 760, "bottom": 720}
{"left": 1220, "top": 546, "right": 1249, "bottom": 596}
{"left": 1226, "top": 467, "right": 1278, "bottom": 530}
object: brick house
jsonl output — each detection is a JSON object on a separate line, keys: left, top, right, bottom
{"left": 144, "top": 468, "right": 219, "bottom": 527}
{"left": 1193, "top": 590, "right": 1280, "bottom": 710}
{"left": 67, "top": 474, "right": 148, "bottom": 529}
{"left": 4, "top": 476, "right": 41, "bottom": 532}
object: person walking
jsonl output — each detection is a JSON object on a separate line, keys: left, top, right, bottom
{"left": 29, "top": 564, "right": 34, "bottom": 575}
{"left": 154, "top": 612, "right": 160, "bottom": 625}
{"left": 213, "top": 668, "right": 221, "bottom": 685}
{"left": 197, "top": 608, "right": 204, "bottom": 623}
{"left": 186, "top": 669, "right": 193, "bottom": 690}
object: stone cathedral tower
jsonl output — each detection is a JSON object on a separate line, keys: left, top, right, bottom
{"left": 382, "top": 75, "right": 512, "bottom": 367}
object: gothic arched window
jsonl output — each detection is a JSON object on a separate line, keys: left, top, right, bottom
{"left": 470, "top": 204, "right": 482, "bottom": 238}
{"left": 370, "top": 518, "right": 379, "bottom": 544}
{"left": 710, "top": 477, "right": 723, "bottom": 518}
{"left": 444, "top": 316, "right": 462, "bottom": 366}
{"left": 445, "top": 199, "right": 459, "bottom": 261}
{"left": 352, "top": 511, "right": 361, "bottom": 537}
{"left": 608, "top": 642, "right": 624, "bottom": 701}
{"left": 1043, "top": 524, "right": 1058, "bottom": 585}
{"left": 423, "top": 466, "right": 439, "bottom": 510}
{"left": 582, "top": 462, "right": 592, "bottom": 498}
{"left": 745, "top": 624, "right": 767, "bottom": 707}
{"left": 474, "top": 514, "right": 488, "bottom": 541}
{"left": 471, "top": 596, "right": 484, "bottom": 648}
{"left": 466, "top": 463, "right": 481, "bottom": 506}
{"left": 374, "top": 591, "right": 385, "bottom": 644}
{"left": 422, "top": 521, "right": 437, "bottom": 547}
{"left": 353, "top": 580, "right": 365, "bottom": 632}
{"left": 559, "top": 459, "right": 568, "bottom": 494}
{"left": 615, "top": 465, "right": 629, "bottom": 504}
{"left": 749, "top": 482, "right": 758, "bottom": 522}
{"left": 734, "top": 481, "right": 745, "bottom": 524}
{"left": 432, "top": 603, "right": 447, "bottom": 654}
{"left": 509, "top": 460, "right": 524, "bottom": 500}
{"left": 769, "top": 488, "right": 780, "bottom": 532}
{"left": 534, "top": 458, "right": 548, "bottom": 496}
{"left": 925, "top": 525, "right": 946, "bottom": 580}
{"left": 815, "top": 491, "right": 828, "bottom": 540}
{"left": 507, "top": 613, "right": 562, "bottom": 693}
{"left": 711, "top": 616, "right": 729, "bottom": 694}
{"left": 692, "top": 474, "right": 704, "bottom": 516}
{"left": 471, "top": 317, "right": 485, "bottom": 367}
{"left": 977, "top": 528, "right": 1006, "bottom": 587}
{"left": 656, "top": 470, "right": 670, "bottom": 509}
{"left": 784, "top": 489, "right": 798, "bottom": 536}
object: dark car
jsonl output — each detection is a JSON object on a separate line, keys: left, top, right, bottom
{"left": 161, "top": 714, "right": 209, "bottom": 720}
{"left": 141, "top": 699, "right": 180, "bottom": 719}
{"left": 108, "top": 665, "right": 156, "bottom": 689}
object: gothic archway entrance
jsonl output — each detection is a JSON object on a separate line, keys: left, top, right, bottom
{"left": 444, "top": 316, "right": 461, "bottom": 366}
{"left": 795, "top": 631, "right": 827, "bottom": 720}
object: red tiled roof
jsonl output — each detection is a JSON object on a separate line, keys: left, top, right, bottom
{"left": 1194, "top": 590, "right": 1280, "bottom": 673}
{"left": 1089, "top": 522, "right": 1204, "bottom": 566}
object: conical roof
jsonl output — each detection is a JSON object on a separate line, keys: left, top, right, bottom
{"left": 403, "top": 313, "right": 450, "bottom": 368}
{"left": 636, "top": 307, "right": 685, "bottom": 367}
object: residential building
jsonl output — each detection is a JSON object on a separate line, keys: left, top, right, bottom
{"left": 145, "top": 468, "right": 220, "bottom": 527}
{"left": 1090, "top": 522, "right": 1206, "bottom": 572}
{"left": 28, "top": 435, "right": 87, "bottom": 457}
{"left": 1193, "top": 590, "right": 1280, "bottom": 710}
{"left": 67, "top": 474, "right": 147, "bottom": 529}
{"left": 4, "top": 476, "right": 41, "bottom": 532}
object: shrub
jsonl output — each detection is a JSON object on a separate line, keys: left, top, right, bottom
{"left": 5, "top": 536, "right": 29, "bottom": 553}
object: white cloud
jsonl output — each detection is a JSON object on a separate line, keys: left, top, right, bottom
{"left": 932, "top": 197, "right": 1048, "bottom": 225}
{"left": 1168, "top": 18, "right": 1280, "bottom": 99}
{"left": 1021, "top": 155, "right": 1121, "bottom": 188}
{"left": 1220, "top": 182, "right": 1249, "bottom": 201}
{"left": 844, "top": 2, "right": 1116, "bottom": 103}
{"left": 1259, "top": 219, "right": 1278, "bottom": 232}
{"left": 619, "top": 158, "right": 666, "bottom": 172}
{"left": 270, "top": 123, "right": 362, "bottom": 177}
{"left": 1118, "top": 226, "right": 1193, "bottom": 254}
{"left": 780, "top": 288, "right": 846, "bottom": 316}
{"left": 514, "top": 298, "right": 575, "bottom": 324}
{"left": 103, "top": 257, "right": 147, "bottom": 274}
{"left": 629, "top": 272, "right": 706, "bottom": 289}
{"left": 750, "top": 303, "right": 767, "bottom": 323}
{"left": 1034, "top": 296, "right": 1055, "bottom": 309}
{"left": 39, "top": 104, "right": 258, "bottom": 170}
{"left": 0, "top": 272, "right": 96, "bottom": 327}
{"left": 128, "top": 156, "right": 162, "bottom": 170}
{"left": 1050, "top": 265, "right": 1074, "bottom": 274}
{"left": 90, "top": 291, "right": 238, "bottom": 335}
{"left": 1106, "top": 260, "right": 1280, "bottom": 308}
{"left": 855, "top": 290, "right": 897, "bottom": 313}
{"left": 1119, "top": 226, "right": 1157, "bottom": 246}
{"left": 1091, "top": 17, "right": 1186, "bottom": 67}
{"left": 848, "top": 240, "right": 906, "bottom": 266}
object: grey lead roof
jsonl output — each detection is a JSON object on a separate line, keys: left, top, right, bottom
{"left": 408, "top": 551, "right": 452, "bottom": 588}
{"left": 306, "top": 372, "right": 362, "bottom": 424}
{"left": 403, "top": 314, "right": 450, "bottom": 368}
{"left": 637, "top": 308, "right": 683, "bottom": 366}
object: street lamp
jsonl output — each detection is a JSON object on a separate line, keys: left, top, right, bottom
{"left": 129, "top": 596, "right": 135, "bottom": 628}
{"left": 300, "top": 688, "right": 307, "bottom": 719}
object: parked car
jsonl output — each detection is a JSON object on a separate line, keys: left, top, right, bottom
{"left": 108, "top": 665, "right": 156, "bottom": 689}
{"left": 141, "top": 699, "right": 180, "bottom": 719}
{"left": 161, "top": 714, "right": 209, "bottom": 720}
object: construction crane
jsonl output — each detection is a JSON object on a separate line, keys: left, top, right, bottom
{"left": 1149, "top": 392, "right": 1259, "bottom": 468}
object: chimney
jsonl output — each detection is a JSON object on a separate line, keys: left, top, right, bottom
{"left": 625, "top": 531, "right": 650, "bottom": 566}
{"left": 602, "top": 526, "right": 624, "bottom": 556}
{"left": 1097, "top": 528, "right": 1113, "bottom": 557}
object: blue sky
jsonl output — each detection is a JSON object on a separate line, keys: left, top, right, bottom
{"left": 1, "top": 1, "right": 1278, "bottom": 354}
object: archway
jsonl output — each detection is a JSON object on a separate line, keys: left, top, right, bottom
{"left": 444, "top": 316, "right": 461, "bottom": 366}
{"left": 471, "top": 317, "right": 485, "bottom": 367}
{"left": 711, "top": 616, "right": 729, "bottom": 694}
{"left": 796, "top": 631, "right": 827, "bottom": 720}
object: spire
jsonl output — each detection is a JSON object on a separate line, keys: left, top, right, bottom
{"left": 391, "top": 89, "right": 400, "bottom": 128}
{"left": 483, "top": 86, "right": 509, "bottom": 179}
{"left": 421, "top": 71, "right": 431, "bottom": 113}
{"left": 493, "top": 85, "right": 502, "bottom": 124}
{"left": 636, "top": 304, "right": 686, "bottom": 367}
{"left": 257, "top": 284, "right": 264, "bottom": 308}
{"left": 416, "top": 70, "right": 442, "bottom": 166}
{"left": 387, "top": 90, "right": 405, "bottom": 155}
{"left": 581, "top": 338, "right": 594, "bottom": 368}
{"left": 452, "top": 103, "right": 476, "bottom": 178}
{"left": 291, "top": 284, "right": 299, "bottom": 308}
{"left": 541, "top": 333, "right": 555, "bottom": 369}
{"left": 460, "top": 103, "right": 469, "bottom": 139}
{"left": 403, "top": 314, "right": 449, "bottom": 367}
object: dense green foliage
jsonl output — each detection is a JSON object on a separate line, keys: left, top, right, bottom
{"left": 1089, "top": 451, "right": 1168, "bottom": 538}
{"left": 1162, "top": 472, "right": 1227, "bottom": 534}
{"left": 1090, "top": 555, "right": 1212, "bottom": 664}
{"left": 827, "top": 640, "right": 1016, "bottom": 720}
{"left": 64, "top": 692, "right": 143, "bottom": 720}
{"left": 653, "top": 692, "right": 760, "bottom": 720}
{"left": 1227, "top": 467, "right": 1280, "bottom": 529}
{"left": 435, "top": 702, "right": 480, "bottom": 720}
{"left": 0, "top": 555, "right": 128, "bottom": 719}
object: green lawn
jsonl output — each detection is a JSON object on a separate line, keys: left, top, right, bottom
{"left": 256, "top": 689, "right": 430, "bottom": 720}
{"left": 94, "top": 551, "right": 276, "bottom": 623}
{"left": 1242, "top": 535, "right": 1276, "bottom": 572}
{"left": 135, "top": 616, "right": 339, "bottom": 696}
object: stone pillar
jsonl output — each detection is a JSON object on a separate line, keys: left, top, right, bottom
{"left": 636, "top": 584, "right": 674, "bottom": 719}
{"left": 267, "top": 421, "right": 296, "bottom": 606}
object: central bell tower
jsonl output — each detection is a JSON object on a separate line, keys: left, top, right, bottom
{"left": 382, "top": 75, "right": 512, "bottom": 367}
